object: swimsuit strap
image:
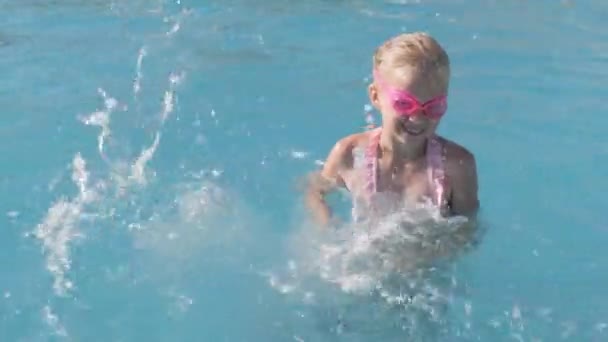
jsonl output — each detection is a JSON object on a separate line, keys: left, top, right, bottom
{"left": 426, "top": 136, "right": 448, "bottom": 207}
{"left": 364, "top": 127, "right": 382, "bottom": 197}
{"left": 365, "top": 128, "right": 448, "bottom": 207}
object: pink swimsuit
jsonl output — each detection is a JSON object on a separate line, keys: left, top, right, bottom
{"left": 350, "top": 127, "right": 449, "bottom": 222}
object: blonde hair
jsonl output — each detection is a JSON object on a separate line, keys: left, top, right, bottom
{"left": 373, "top": 32, "right": 450, "bottom": 90}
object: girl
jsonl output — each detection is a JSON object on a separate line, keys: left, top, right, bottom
{"left": 307, "top": 32, "right": 479, "bottom": 226}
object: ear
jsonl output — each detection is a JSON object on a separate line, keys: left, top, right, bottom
{"left": 368, "top": 83, "right": 381, "bottom": 110}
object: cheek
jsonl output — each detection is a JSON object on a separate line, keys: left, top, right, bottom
{"left": 378, "top": 100, "right": 400, "bottom": 119}
{"left": 375, "top": 91, "right": 397, "bottom": 111}
{"left": 378, "top": 96, "right": 392, "bottom": 111}
{"left": 426, "top": 119, "right": 440, "bottom": 130}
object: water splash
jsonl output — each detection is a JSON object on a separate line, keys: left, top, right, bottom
{"left": 130, "top": 71, "right": 185, "bottom": 185}
{"left": 312, "top": 208, "right": 469, "bottom": 296}
{"left": 161, "top": 71, "right": 185, "bottom": 123}
{"left": 264, "top": 204, "right": 474, "bottom": 339}
{"left": 133, "top": 46, "right": 147, "bottom": 96}
{"left": 34, "top": 154, "right": 99, "bottom": 296}
{"left": 36, "top": 43, "right": 187, "bottom": 295}
{"left": 364, "top": 104, "right": 376, "bottom": 130}
{"left": 132, "top": 179, "right": 251, "bottom": 261}
{"left": 290, "top": 150, "right": 309, "bottom": 159}
{"left": 130, "top": 132, "right": 160, "bottom": 186}
{"left": 167, "top": 288, "right": 195, "bottom": 316}
{"left": 79, "top": 88, "right": 125, "bottom": 160}
{"left": 42, "top": 305, "right": 68, "bottom": 337}
{"left": 163, "top": 8, "right": 192, "bottom": 37}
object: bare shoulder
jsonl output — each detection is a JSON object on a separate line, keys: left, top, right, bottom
{"left": 437, "top": 136, "right": 479, "bottom": 215}
{"left": 437, "top": 135, "right": 478, "bottom": 188}
{"left": 316, "top": 131, "right": 367, "bottom": 187}
{"left": 325, "top": 131, "right": 372, "bottom": 168}
{"left": 437, "top": 136, "right": 476, "bottom": 169}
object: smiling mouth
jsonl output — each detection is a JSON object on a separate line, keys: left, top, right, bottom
{"left": 399, "top": 120, "right": 425, "bottom": 136}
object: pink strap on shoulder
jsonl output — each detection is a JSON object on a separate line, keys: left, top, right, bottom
{"left": 364, "top": 128, "right": 382, "bottom": 196}
{"left": 364, "top": 129, "right": 448, "bottom": 208}
{"left": 427, "top": 136, "right": 448, "bottom": 206}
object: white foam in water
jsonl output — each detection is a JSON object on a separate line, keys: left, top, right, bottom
{"left": 311, "top": 208, "right": 467, "bottom": 296}
{"left": 290, "top": 150, "right": 309, "bottom": 159}
{"left": 166, "top": 288, "right": 195, "bottom": 316}
{"left": 510, "top": 304, "right": 525, "bottom": 336}
{"left": 130, "top": 132, "right": 160, "bottom": 185}
{"left": 560, "top": 321, "right": 577, "bottom": 339}
{"left": 167, "top": 21, "right": 180, "bottom": 36}
{"left": 6, "top": 210, "right": 19, "bottom": 218}
{"left": 42, "top": 305, "right": 67, "bottom": 337}
{"left": 31, "top": 16, "right": 243, "bottom": 337}
{"left": 34, "top": 154, "right": 99, "bottom": 296}
{"left": 161, "top": 71, "right": 185, "bottom": 123}
{"left": 160, "top": 87, "right": 175, "bottom": 123}
{"left": 72, "top": 154, "right": 90, "bottom": 198}
{"left": 264, "top": 202, "right": 473, "bottom": 338}
{"left": 267, "top": 273, "right": 297, "bottom": 294}
{"left": 130, "top": 71, "right": 185, "bottom": 185}
{"left": 132, "top": 179, "right": 253, "bottom": 263}
{"left": 164, "top": 8, "right": 191, "bottom": 37}
{"left": 79, "top": 88, "right": 124, "bottom": 160}
{"left": 133, "top": 46, "right": 147, "bottom": 96}
{"left": 36, "top": 54, "right": 188, "bottom": 296}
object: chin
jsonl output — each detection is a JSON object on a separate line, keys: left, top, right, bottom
{"left": 399, "top": 129, "right": 429, "bottom": 143}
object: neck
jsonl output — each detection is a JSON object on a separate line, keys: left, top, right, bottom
{"left": 379, "top": 131, "right": 427, "bottom": 162}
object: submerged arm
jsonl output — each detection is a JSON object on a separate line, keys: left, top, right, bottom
{"left": 305, "top": 139, "right": 351, "bottom": 227}
{"left": 305, "top": 172, "right": 338, "bottom": 226}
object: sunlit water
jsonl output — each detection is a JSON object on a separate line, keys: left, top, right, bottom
{"left": 2, "top": 0, "right": 608, "bottom": 341}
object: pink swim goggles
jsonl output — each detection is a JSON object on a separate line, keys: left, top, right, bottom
{"left": 373, "top": 69, "right": 448, "bottom": 120}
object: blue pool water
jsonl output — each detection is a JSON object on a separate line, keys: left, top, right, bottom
{"left": 2, "top": 0, "right": 608, "bottom": 340}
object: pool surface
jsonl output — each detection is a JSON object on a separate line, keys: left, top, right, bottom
{"left": 2, "top": 0, "right": 608, "bottom": 341}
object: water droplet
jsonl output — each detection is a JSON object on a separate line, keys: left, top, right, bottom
{"left": 512, "top": 305, "right": 522, "bottom": 320}
{"left": 464, "top": 301, "right": 473, "bottom": 316}
{"left": 291, "top": 150, "right": 308, "bottom": 159}
{"left": 595, "top": 322, "right": 607, "bottom": 332}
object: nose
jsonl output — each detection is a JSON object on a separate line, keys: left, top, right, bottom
{"left": 405, "top": 111, "right": 428, "bottom": 123}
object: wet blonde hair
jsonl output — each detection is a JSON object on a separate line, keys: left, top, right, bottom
{"left": 373, "top": 32, "right": 450, "bottom": 91}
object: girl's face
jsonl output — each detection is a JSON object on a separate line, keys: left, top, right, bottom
{"left": 369, "top": 66, "right": 448, "bottom": 144}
